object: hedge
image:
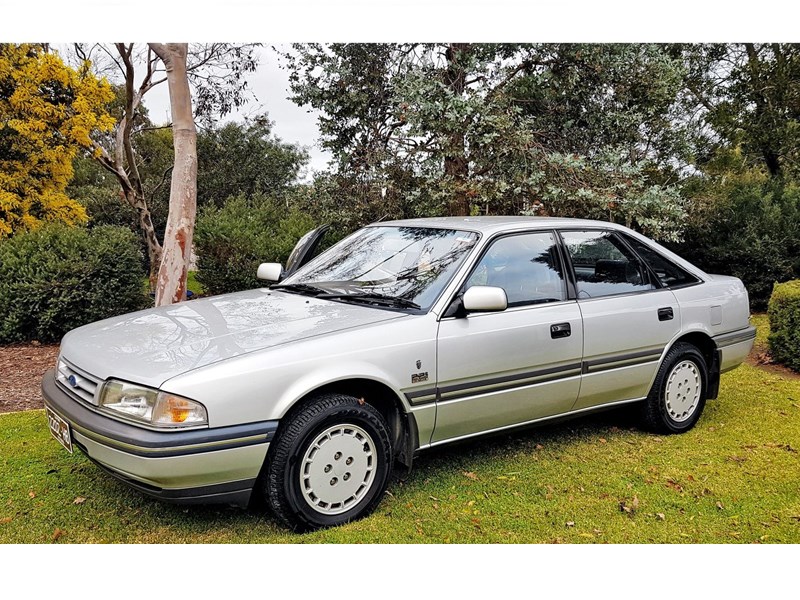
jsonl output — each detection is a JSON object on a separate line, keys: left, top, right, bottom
{"left": 0, "top": 224, "right": 149, "bottom": 343}
{"left": 768, "top": 280, "right": 800, "bottom": 372}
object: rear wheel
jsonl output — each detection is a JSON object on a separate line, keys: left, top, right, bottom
{"left": 641, "top": 342, "right": 708, "bottom": 434}
{"left": 264, "top": 393, "right": 393, "bottom": 531}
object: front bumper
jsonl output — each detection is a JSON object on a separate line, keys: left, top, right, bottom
{"left": 41, "top": 369, "right": 277, "bottom": 507}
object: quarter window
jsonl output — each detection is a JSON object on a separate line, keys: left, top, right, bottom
{"left": 623, "top": 235, "right": 700, "bottom": 288}
{"left": 561, "top": 230, "right": 654, "bottom": 298}
{"left": 465, "top": 232, "right": 567, "bottom": 307}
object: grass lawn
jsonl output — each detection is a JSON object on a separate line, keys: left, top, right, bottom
{"left": 1, "top": 316, "right": 798, "bottom": 543}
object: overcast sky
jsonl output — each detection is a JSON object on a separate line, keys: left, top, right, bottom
{"left": 144, "top": 45, "right": 331, "bottom": 177}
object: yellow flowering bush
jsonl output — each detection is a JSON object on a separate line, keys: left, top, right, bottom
{"left": 0, "top": 44, "right": 115, "bottom": 236}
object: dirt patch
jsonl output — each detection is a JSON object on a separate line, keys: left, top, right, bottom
{"left": 0, "top": 343, "right": 59, "bottom": 413}
{"left": 746, "top": 348, "right": 800, "bottom": 380}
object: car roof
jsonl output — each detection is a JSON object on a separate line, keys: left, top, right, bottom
{"left": 373, "top": 216, "right": 632, "bottom": 236}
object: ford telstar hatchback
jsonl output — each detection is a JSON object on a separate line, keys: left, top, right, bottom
{"left": 42, "top": 217, "right": 755, "bottom": 530}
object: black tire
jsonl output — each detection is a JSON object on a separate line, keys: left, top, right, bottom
{"left": 263, "top": 393, "right": 393, "bottom": 531}
{"left": 641, "top": 342, "right": 708, "bottom": 434}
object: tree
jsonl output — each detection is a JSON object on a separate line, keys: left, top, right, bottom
{"left": 196, "top": 116, "right": 308, "bottom": 207}
{"left": 678, "top": 43, "right": 800, "bottom": 179}
{"left": 283, "top": 43, "right": 689, "bottom": 240}
{"left": 73, "top": 43, "right": 259, "bottom": 296}
{"left": 0, "top": 44, "right": 114, "bottom": 236}
{"left": 148, "top": 43, "right": 196, "bottom": 306}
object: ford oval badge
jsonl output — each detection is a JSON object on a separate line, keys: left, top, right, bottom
{"left": 68, "top": 374, "right": 79, "bottom": 388}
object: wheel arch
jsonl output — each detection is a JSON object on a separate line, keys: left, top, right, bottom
{"left": 276, "top": 377, "right": 418, "bottom": 471}
{"left": 665, "top": 330, "right": 721, "bottom": 399}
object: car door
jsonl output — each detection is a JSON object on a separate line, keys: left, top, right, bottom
{"left": 559, "top": 229, "right": 681, "bottom": 411}
{"left": 432, "top": 230, "right": 583, "bottom": 444}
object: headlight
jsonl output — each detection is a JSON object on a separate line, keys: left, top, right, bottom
{"left": 99, "top": 380, "right": 208, "bottom": 428}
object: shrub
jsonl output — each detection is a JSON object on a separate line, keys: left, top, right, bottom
{"left": 672, "top": 177, "right": 800, "bottom": 310}
{"left": 194, "top": 193, "right": 316, "bottom": 295}
{"left": 0, "top": 225, "right": 149, "bottom": 343}
{"left": 768, "top": 280, "right": 800, "bottom": 372}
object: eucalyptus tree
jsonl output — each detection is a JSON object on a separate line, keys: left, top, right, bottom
{"left": 72, "top": 43, "right": 259, "bottom": 300}
{"left": 284, "top": 43, "right": 689, "bottom": 240}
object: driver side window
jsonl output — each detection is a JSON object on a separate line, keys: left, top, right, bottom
{"left": 465, "top": 232, "right": 567, "bottom": 307}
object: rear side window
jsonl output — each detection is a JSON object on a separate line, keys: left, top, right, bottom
{"left": 560, "top": 230, "right": 655, "bottom": 299}
{"left": 623, "top": 235, "right": 700, "bottom": 288}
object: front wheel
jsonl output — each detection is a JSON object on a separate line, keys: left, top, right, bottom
{"left": 263, "top": 393, "right": 393, "bottom": 531}
{"left": 641, "top": 342, "right": 708, "bottom": 434}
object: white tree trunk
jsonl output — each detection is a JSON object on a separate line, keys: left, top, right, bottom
{"left": 149, "top": 43, "right": 197, "bottom": 306}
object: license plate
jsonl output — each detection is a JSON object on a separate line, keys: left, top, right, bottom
{"left": 46, "top": 407, "right": 73, "bottom": 454}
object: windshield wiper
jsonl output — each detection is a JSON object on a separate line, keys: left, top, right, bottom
{"left": 319, "top": 292, "right": 421, "bottom": 310}
{"left": 272, "top": 283, "right": 328, "bottom": 296}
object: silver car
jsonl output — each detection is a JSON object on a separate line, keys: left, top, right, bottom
{"left": 42, "top": 217, "right": 755, "bottom": 530}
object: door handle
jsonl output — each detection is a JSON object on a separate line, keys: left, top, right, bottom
{"left": 658, "top": 307, "right": 674, "bottom": 321}
{"left": 550, "top": 322, "right": 571, "bottom": 339}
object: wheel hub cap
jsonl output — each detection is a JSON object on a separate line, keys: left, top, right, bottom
{"left": 665, "top": 360, "right": 701, "bottom": 423}
{"left": 299, "top": 424, "right": 376, "bottom": 515}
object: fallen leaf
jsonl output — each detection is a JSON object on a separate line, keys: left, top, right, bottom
{"left": 657, "top": 513, "right": 666, "bottom": 521}
{"left": 0, "top": 517, "right": 12, "bottom": 524}
{"left": 535, "top": 444, "right": 544, "bottom": 450}
{"left": 565, "top": 521, "right": 575, "bottom": 527}
{"left": 357, "top": 397, "right": 366, "bottom": 406}
{"left": 52, "top": 528, "right": 65, "bottom": 542}
{"left": 463, "top": 471, "right": 478, "bottom": 481}
{"left": 578, "top": 532, "right": 594, "bottom": 538}
{"left": 716, "top": 501, "right": 725, "bottom": 510}
{"left": 665, "top": 479, "right": 684, "bottom": 493}
{"left": 632, "top": 495, "right": 640, "bottom": 511}
{"left": 28, "top": 491, "right": 36, "bottom": 499}
{"left": 598, "top": 437, "right": 607, "bottom": 444}
{"left": 73, "top": 497, "right": 86, "bottom": 505}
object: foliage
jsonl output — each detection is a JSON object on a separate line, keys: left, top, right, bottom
{"left": 0, "top": 44, "right": 114, "bottom": 237}
{"left": 67, "top": 43, "right": 261, "bottom": 291}
{"left": 194, "top": 193, "right": 315, "bottom": 295}
{"left": 673, "top": 168, "right": 800, "bottom": 309}
{"left": 768, "top": 280, "right": 800, "bottom": 372}
{"left": 0, "top": 224, "right": 148, "bottom": 343}
{"left": 678, "top": 44, "right": 800, "bottom": 179}
{"left": 70, "top": 117, "right": 308, "bottom": 268}
{"left": 282, "top": 43, "right": 688, "bottom": 240}
{"left": 196, "top": 116, "right": 309, "bottom": 207}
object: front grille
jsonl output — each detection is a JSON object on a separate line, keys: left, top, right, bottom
{"left": 55, "top": 357, "right": 102, "bottom": 405}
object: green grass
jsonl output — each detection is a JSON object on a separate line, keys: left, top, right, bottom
{"left": 142, "top": 271, "right": 205, "bottom": 298}
{"left": 2, "top": 320, "right": 799, "bottom": 543}
{"left": 187, "top": 270, "right": 204, "bottom": 296}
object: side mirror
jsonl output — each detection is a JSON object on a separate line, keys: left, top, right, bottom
{"left": 257, "top": 262, "right": 284, "bottom": 282}
{"left": 462, "top": 286, "right": 508, "bottom": 313}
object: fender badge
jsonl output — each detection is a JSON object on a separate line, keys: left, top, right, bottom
{"left": 412, "top": 372, "right": 429, "bottom": 384}
{"left": 416, "top": 359, "right": 422, "bottom": 369}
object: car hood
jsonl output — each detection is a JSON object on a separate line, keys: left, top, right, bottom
{"left": 60, "top": 288, "right": 407, "bottom": 388}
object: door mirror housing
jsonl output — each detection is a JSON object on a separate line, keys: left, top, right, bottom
{"left": 257, "top": 262, "right": 284, "bottom": 282}
{"left": 462, "top": 286, "right": 508, "bottom": 313}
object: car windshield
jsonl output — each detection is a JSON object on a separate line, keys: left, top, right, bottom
{"left": 279, "top": 226, "right": 480, "bottom": 310}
